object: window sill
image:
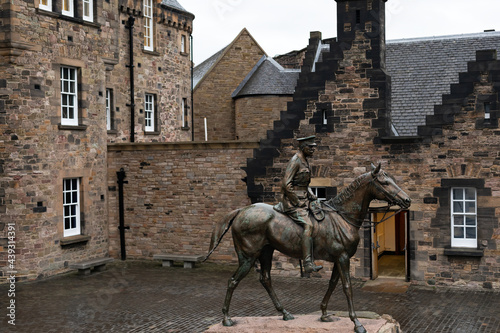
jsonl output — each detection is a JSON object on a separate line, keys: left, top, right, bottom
{"left": 145, "top": 131, "right": 160, "bottom": 135}
{"left": 444, "top": 246, "right": 484, "bottom": 257}
{"left": 181, "top": 126, "right": 190, "bottom": 131}
{"left": 380, "top": 136, "right": 423, "bottom": 144}
{"left": 107, "top": 129, "right": 118, "bottom": 135}
{"left": 143, "top": 49, "right": 160, "bottom": 57}
{"left": 36, "top": 8, "right": 100, "bottom": 29}
{"left": 60, "top": 235, "right": 91, "bottom": 246}
{"left": 59, "top": 124, "right": 88, "bottom": 131}
{"left": 180, "top": 52, "right": 189, "bottom": 57}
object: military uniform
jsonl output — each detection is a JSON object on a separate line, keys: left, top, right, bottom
{"left": 277, "top": 136, "right": 323, "bottom": 273}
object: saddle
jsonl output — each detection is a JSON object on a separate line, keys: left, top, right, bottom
{"left": 273, "top": 199, "right": 326, "bottom": 222}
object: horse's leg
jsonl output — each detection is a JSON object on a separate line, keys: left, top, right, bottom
{"left": 258, "top": 246, "right": 294, "bottom": 321}
{"left": 320, "top": 262, "right": 340, "bottom": 322}
{"left": 222, "top": 255, "right": 256, "bottom": 327}
{"left": 337, "top": 254, "right": 367, "bottom": 333}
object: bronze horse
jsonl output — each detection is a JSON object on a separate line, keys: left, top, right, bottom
{"left": 205, "top": 164, "right": 411, "bottom": 333}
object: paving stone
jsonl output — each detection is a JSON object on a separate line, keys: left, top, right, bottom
{"left": 0, "top": 261, "right": 499, "bottom": 332}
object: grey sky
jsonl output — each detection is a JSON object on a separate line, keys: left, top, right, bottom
{"left": 182, "top": 0, "right": 500, "bottom": 65}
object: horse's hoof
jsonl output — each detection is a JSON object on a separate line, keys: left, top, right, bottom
{"left": 222, "top": 318, "right": 234, "bottom": 327}
{"left": 354, "top": 324, "right": 367, "bottom": 333}
{"left": 282, "top": 310, "right": 295, "bottom": 321}
{"left": 321, "top": 314, "right": 340, "bottom": 322}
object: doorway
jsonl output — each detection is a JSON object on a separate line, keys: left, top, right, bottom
{"left": 370, "top": 210, "right": 409, "bottom": 281}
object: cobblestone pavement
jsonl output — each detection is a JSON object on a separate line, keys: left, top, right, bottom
{"left": 1, "top": 260, "right": 499, "bottom": 333}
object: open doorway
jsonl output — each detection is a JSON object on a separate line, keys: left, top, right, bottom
{"left": 370, "top": 210, "right": 409, "bottom": 281}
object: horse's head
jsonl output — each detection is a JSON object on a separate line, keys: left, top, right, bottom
{"left": 371, "top": 163, "right": 411, "bottom": 209}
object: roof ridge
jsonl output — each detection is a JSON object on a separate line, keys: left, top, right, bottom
{"left": 387, "top": 31, "right": 500, "bottom": 44}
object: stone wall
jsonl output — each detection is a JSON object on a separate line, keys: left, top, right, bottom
{"left": 107, "top": 141, "right": 257, "bottom": 261}
{"left": 108, "top": 0, "right": 194, "bottom": 143}
{"left": 0, "top": 0, "right": 116, "bottom": 279}
{"left": 0, "top": 0, "right": 194, "bottom": 279}
{"left": 235, "top": 95, "right": 292, "bottom": 141}
{"left": 193, "top": 29, "right": 265, "bottom": 141}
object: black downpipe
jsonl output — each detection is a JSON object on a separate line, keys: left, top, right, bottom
{"left": 117, "top": 168, "right": 130, "bottom": 260}
{"left": 190, "top": 34, "right": 194, "bottom": 141}
{"left": 126, "top": 16, "right": 135, "bottom": 143}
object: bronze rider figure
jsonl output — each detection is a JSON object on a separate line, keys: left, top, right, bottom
{"left": 275, "top": 135, "right": 323, "bottom": 273}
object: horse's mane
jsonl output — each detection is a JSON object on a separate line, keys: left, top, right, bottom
{"left": 327, "top": 172, "right": 372, "bottom": 207}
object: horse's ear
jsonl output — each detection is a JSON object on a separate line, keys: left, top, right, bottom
{"left": 371, "top": 162, "right": 381, "bottom": 176}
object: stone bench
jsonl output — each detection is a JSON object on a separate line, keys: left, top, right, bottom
{"left": 153, "top": 254, "right": 204, "bottom": 269}
{"left": 69, "top": 257, "right": 114, "bottom": 275}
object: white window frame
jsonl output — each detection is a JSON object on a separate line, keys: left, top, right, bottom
{"left": 145, "top": 94, "right": 155, "bottom": 132}
{"left": 83, "top": 0, "right": 93, "bottom": 22}
{"left": 451, "top": 187, "right": 477, "bottom": 248}
{"left": 63, "top": 178, "right": 81, "bottom": 237}
{"left": 60, "top": 66, "right": 79, "bottom": 126}
{"left": 310, "top": 187, "right": 327, "bottom": 201}
{"left": 181, "top": 98, "right": 188, "bottom": 128}
{"left": 62, "top": 0, "right": 74, "bottom": 17}
{"left": 39, "top": 0, "right": 52, "bottom": 11}
{"left": 143, "top": 0, "right": 154, "bottom": 51}
{"left": 181, "top": 35, "right": 186, "bottom": 53}
{"left": 106, "top": 88, "right": 112, "bottom": 131}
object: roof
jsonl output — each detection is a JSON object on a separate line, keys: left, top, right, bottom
{"left": 232, "top": 56, "right": 300, "bottom": 98}
{"left": 161, "top": 0, "right": 193, "bottom": 16}
{"left": 193, "top": 47, "right": 226, "bottom": 88}
{"left": 193, "top": 28, "right": 267, "bottom": 90}
{"left": 386, "top": 31, "right": 500, "bottom": 136}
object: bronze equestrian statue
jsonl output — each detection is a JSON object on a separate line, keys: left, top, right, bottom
{"left": 205, "top": 162, "right": 411, "bottom": 333}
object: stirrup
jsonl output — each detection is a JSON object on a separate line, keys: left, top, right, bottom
{"left": 304, "top": 262, "right": 323, "bottom": 273}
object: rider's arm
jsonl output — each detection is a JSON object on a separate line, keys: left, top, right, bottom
{"left": 282, "top": 158, "right": 300, "bottom": 206}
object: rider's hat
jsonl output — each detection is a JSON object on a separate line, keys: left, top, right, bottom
{"left": 297, "top": 135, "right": 317, "bottom": 146}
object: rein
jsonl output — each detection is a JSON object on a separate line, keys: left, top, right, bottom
{"left": 322, "top": 174, "right": 405, "bottom": 229}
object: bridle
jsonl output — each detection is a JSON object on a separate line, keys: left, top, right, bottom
{"left": 323, "top": 172, "right": 408, "bottom": 229}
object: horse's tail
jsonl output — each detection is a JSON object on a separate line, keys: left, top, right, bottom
{"left": 203, "top": 208, "right": 241, "bottom": 262}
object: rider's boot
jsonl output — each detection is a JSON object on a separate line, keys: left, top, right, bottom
{"left": 302, "top": 231, "right": 323, "bottom": 273}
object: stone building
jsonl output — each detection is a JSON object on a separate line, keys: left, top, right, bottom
{"left": 0, "top": 0, "right": 193, "bottom": 279}
{"left": 193, "top": 28, "right": 267, "bottom": 141}
{"left": 242, "top": 0, "right": 500, "bottom": 287}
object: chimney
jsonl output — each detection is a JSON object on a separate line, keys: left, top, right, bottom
{"left": 335, "top": 0, "right": 388, "bottom": 70}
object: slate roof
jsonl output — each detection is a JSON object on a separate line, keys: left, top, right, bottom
{"left": 232, "top": 56, "right": 300, "bottom": 98}
{"left": 386, "top": 31, "right": 500, "bottom": 136}
{"left": 193, "top": 46, "right": 227, "bottom": 88}
{"left": 161, "top": 0, "right": 192, "bottom": 15}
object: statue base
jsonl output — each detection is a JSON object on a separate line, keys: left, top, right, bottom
{"left": 206, "top": 312, "right": 401, "bottom": 332}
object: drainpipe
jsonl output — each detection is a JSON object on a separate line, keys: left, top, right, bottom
{"left": 117, "top": 168, "right": 130, "bottom": 260}
{"left": 190, "top": 34, "right": 194, "bottom": 141}
{"left": 126, "top": 16, "right": 135, "bottom": 143}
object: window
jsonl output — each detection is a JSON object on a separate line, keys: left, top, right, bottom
{"left": 311, "top": 187, "right": 327, "bottom": 201}
{"left": 62, "top": 0, "right": 74, "bottom": 17}
{"left": 63, "top": 178, "right": 81, "bottom": 237}
{"left": 145, "top": 94, "right": 155, "bottom": 132}
{"left": 181, "top": 98, "right": 188, "bottom": 128}
{"left": 144, "top": 0, "right": 153, "bottom": 51}
{"left": 39, "top": 0, "right": 52, "bottom": 11}
{"left": 322, "top": 110, "right": 328, "bottom": 125}
{"left": 484, "top": 102, "right": 491, "bottom": 121}
{"left": 60, "top": 66, "right": 78, "bottom": 126}
{"left": 451, "top": 188, "right": 477, "bottom": 248}
{"left": 83, "top": 0, "right": 93, "bottom": 22}
{"left": 106, "top": 88, "right": 113, "bottom": 131}
{"left": 181, "top": 35, "right": 186, "bottom": 53}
